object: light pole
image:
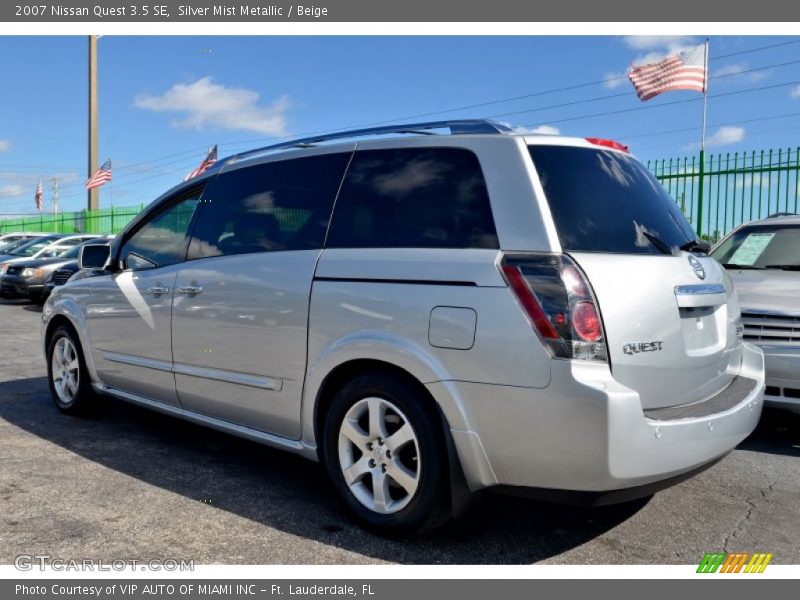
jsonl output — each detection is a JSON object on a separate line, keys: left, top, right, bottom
{"left": 88, "top": 35, "right": 99, "bottom": 212}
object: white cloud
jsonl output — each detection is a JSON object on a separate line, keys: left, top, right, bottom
{"left": 707, "top": 126, "right": 745, "bottom": 146}
{"left": 623, "top": 35, "right": 696, "bottom": 51}
{"left": 791, "top": 85, "right": 800, "bottom": 99}
{"left": 622, "top": 35, "right": 699, "bottom": 66}
{"left": 682, "top": 126, "right": 746, "bottom": 152}
{"left": 713, "top": 63, "right": 769, "bottom": 84}
{"left": 0, "top": 140, "right": 10, "bottom": 152}
{"left": 603, "top": 72, "right": 627, "bottom": 90}
{"left": 0, "top": 183, "right": 23, "bottom": 198}
{"left": 501, "top": 122, "right": 560, "bottom": 135}
{"left": 0, "top": 171, "right": 79, "bottom": 202}
{"left": 134, "top": 77, "right": 290, "bottom": 136}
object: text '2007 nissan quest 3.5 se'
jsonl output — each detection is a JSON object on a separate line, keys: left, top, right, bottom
{"left": 42, "top": 120, "right": 765, "bottom": 536}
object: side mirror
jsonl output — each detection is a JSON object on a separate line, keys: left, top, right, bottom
{"left": 79, "top": 244, "right": 111, "bottom": 270}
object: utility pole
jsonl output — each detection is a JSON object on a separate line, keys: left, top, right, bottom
{"left": 88, "top": 35, "right": 99, "bottom": 211}
{"left": 50, "top": 177, "right": 60, "bottom": 233}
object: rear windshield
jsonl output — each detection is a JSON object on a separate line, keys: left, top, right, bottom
{"left": 529, "top": 145, "right": 695, "bottom": 254}
{"left": 711, "top": 224, "right": 800, "bottom": 269}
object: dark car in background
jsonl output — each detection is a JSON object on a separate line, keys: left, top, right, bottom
{"left": 1, "top": 237, "right": 113, "bottom": 303}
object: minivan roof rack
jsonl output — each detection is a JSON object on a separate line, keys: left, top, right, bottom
{"left": 223, "top": 119, "right": 511, "bottom": 165}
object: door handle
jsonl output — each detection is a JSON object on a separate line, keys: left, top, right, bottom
{"left": 176, "top": 285, "right": 204, "bottom": 296}
{"left": 144, "top": 285, "right": 169, "bottom": 296}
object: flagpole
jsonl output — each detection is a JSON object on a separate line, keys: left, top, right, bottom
{"left": 701, "top": 38, "right": 709, "bottom": 151}
{"left": 696, "top": 38, "right": 710, "bottom": 239}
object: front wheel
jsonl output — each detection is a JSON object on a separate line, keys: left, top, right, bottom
{"left": 46, "top": 325, "right": 97, "bottom": 415}
{"left": 322, "top": 373, "right": 451, "bottom": 537}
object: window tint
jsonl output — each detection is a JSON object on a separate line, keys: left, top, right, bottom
{"left": 326, "top": 148, "right": 498, "bottom": 249}
{"left": 711, "top": 224, "right": 800, "bottom": 268}
{"left": 187, "top": 153, "right": 350, "bottom": 259}
{"left": 120, "top": 192, "right": 201, "bottom": 270}
{"left": 529, "top": 145, "right": 695, "bottom": 254}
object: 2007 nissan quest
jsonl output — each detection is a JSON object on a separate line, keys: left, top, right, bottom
{"left": 42, "top": 120, "right": 765, "bottom": 535}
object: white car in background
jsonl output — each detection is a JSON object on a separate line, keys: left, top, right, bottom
{"left": 711, "top": 214, "right": 800, "bottom": 413}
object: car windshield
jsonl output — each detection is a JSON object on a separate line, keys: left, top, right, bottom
{"left": 0, "top": 237, "right": 28, "bottom": 251}
{"left": 711, "top": 223, "right": 800, "bottom": 269}
{"left": 9, "top": 237, "right": 62, "bottom": 257}
{"left": 528, "top": 145, "right": 696, "bottom": 254}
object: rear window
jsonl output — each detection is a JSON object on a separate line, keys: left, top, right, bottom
{"left": 711, "top": 224, "right": 800, "bottom": 268}
{"left": 326, "top": 147, "right": 498, "bottom": 249}
{"left": 529, "top": 145, "right": 695, "bottom": 254}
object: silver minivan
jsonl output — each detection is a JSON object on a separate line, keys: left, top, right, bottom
{"left": 42, "top": 120, "right": 765, "bottom": 535}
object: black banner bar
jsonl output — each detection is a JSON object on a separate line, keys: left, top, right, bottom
{"left": 3, "top": 0, "right": 800, "bottom": 22}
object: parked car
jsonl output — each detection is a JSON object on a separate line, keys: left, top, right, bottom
{"left": 0, "top": 232, "right": 49, "bottom": 252}
{"left": 1, "top": 237, "right": 113, "bottom": 303}
{"left": 42, "top": 120, "right": 765, "bottom": 536}
{"left": 0, "top": 234, "right": 101, "bottom": 276}
{"left": 45, "top": 262, "right": 83, "bottom": 295}
{"left": 711, "top": 214, "right": 800, "bottom": 413}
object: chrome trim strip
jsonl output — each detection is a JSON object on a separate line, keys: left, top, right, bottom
{"left": 172, "top": 363, "right": 283, "bottom": 391}
{"left": 742, "top": 308, "right": 800, "bottom": 319}
{"left": 674, "top": 284, "right": 726, "bottom": 296}
{"left": 103, "top": 352, "right": 283, "bottom": 391}
{"left": 103, "top": 351, "right": 172, "bottom": 372}
{"left": 93, "top": 383, "right": 312, "bottom": 457}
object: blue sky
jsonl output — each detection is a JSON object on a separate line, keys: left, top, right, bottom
{"left": 1, "top": 35, "right": 799, "bottom": 215}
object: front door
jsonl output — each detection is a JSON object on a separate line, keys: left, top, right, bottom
{"left": 84, "top": 190, "right": 202, "bottom": 406}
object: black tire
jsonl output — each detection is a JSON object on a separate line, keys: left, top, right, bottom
{"left": 46, "top": 324, "right": 97, "bottom": 415}
{"left": 322, "top": 372, "right": 452, "bottom": 537}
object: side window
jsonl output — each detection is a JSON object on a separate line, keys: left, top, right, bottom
{"left": 120, "top": 192, "right": 201, "bottom": 270}
{"left": 326, "top": 147, "right": 498, "bottom": 249}
{"left": 187, "top": 152, "right": 351, "bottom": 260}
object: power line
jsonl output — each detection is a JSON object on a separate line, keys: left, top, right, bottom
{"left": 518, "top": 79, "right": 800, "bottom": 128}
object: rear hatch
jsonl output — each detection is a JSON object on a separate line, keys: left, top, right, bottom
{"left": 528, "top": 142, "right": 743, "bottom": 409}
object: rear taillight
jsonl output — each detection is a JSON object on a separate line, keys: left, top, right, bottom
{"left": 500, "top": 254, "right": 608, "bottom": 362}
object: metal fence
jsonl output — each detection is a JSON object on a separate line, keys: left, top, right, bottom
{"left": 0, "top": 204, "right": 145, "bottom": 235}
{"left": 649, "top": 147, "right": 800, "bottom": 242}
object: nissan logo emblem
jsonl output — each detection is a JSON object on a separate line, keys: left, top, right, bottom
{"left": 688, "top": 254, "right": 706, "bottom": 280}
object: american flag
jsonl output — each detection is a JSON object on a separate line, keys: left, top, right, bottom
{"left": 184, "top": 145, "right": 218, "bottom": 181}
{"left": 85, "top": 159, "right": 112, "bottom": 190}
{"left": 628, "top": 43, "right": 708, "bottom": 102}
{"left": 34, "top": 179, "right": 43, "bottom": 211}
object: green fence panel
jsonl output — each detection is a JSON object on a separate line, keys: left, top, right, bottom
{"left": 0, "top": 203, "right": 145, "bottom": 236}
{"left": 652, "top": 146, "right": 800, "bottom": 242}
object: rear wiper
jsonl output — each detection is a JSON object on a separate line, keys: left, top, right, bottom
{"left": 721, "top": 263, "right": 761, "bottom": 270}
{"left": 679, "top": 239, "right": 711, "bottom": 254}
{"left": 764, "top": 264, "right": 800, "bottom": 271}
{"left": 641, "top": 231, "right": 673, "bottom": 255}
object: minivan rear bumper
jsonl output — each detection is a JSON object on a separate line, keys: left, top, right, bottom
{"left": 436, "top": 342, "right": 764, "bottom": 496}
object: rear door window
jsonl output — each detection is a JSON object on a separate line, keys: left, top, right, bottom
{"left": 528, "top": 145, "right": 695, "bottom": 254}
{"left": 187, "top": 152, "right": 351, "bottom": 259}
{"left": 326, "top": 147, "right": 498, "bottom": 249}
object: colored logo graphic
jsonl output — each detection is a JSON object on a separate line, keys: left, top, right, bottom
{"left": 697, "top": 552, "right": 773, "bottom": 573}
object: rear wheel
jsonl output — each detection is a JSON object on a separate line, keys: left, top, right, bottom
{"left": 322, "top": 372, "right": 451, "bottom": 537}
{"left": 46, "top": 325, "right": 97, "bottom": 415}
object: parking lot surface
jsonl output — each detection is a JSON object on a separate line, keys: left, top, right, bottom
{"left": 1, "top": 299, "right": 798, "bottom": 565}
